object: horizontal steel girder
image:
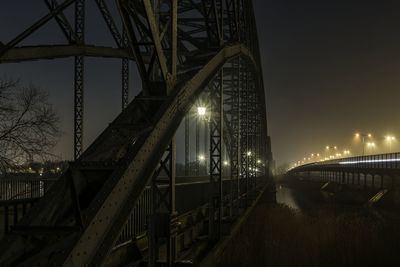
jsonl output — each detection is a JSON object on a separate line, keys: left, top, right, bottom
{"left": 0, "top": 45, "right": 137, "bottom": 63}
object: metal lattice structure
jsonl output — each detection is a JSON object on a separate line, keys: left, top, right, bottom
{"left": 0, "top": 0, "right": 272, "bottom": 266}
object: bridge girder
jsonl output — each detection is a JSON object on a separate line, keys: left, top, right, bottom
{"left": 0, "top": 0, "right": 272, "bottom": 266}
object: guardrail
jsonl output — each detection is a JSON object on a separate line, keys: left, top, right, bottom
{"left": 0, "top": 175, "right": 265, "bottom": 247}
{"left": 0, "top": 177, "right": 57, "bottom": 201}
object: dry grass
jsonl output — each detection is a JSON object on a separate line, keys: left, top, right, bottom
{"left": 218, "top": 193, "right": 400, "bottom": 267}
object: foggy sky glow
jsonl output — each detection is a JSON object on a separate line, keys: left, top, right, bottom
{"left": 1, "top": 1, "right": 400, "bottom": 165}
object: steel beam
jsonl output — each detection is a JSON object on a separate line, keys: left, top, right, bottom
{"left": 185, "top": 114, "right": 190, "bottom": 176}
{"left": 148, "top": 140, "right": 177, "bottom": 267}
{"left": 0, "top": 0, "right": 271, "bottom": 263}
{"left": 0, "top": 45, "right": 133, "bottom": 63}
{"left": 73, "top": 0, "right": 85, "bottom": 160}
{"left": 208, "top": 69, "right": 224, "bottom": 240}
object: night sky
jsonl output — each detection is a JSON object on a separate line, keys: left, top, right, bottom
{"left": 1, "top": 1, "right": 400, "bottom": 166}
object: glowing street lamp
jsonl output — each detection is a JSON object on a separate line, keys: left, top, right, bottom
{"left": 385, "top": 135, "right": 396, "bottom": 152}
{"left": 354, "top": 132, "right": 372, "bottom": 156}
{"left": 198, "top": 154, "right": 205, "bottom": 162}
{"left": 223, "top": 161, "right": 229, "bottom": 166}
{"left": 366, "top": 142, "right": 376, "bottom": 154}
{"left": 197, "top": 106, "right": 206, "bottom": 116}
{"left": 247, "top": 151, "right": 252, "bottom": 156}
{"left": 326, "top": 145, "right": 337, "bottom": 151}
{"left": 325, "top": 145, "right": 338, "bottom": 159}
{"left": 343, "top": 150, "right": 351, "bottom": 156}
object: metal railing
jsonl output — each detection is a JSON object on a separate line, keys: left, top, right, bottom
{"left": 0, "top": 177, "right": 57, "bottom": 201}
{"left": 0, "top": 175, "right": 267, "bottom": 250}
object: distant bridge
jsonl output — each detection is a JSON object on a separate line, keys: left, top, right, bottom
{"left": 0, "top": 0, "right": 273, "bottom": 266}
{"left": 288, "top": 153, "right": 400, "bottom": 189}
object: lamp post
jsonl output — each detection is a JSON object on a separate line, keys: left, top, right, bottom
{"left": 196, "top": 106, "right": 207, "bottom": 176}
{"left": 355, "top": 133, "right": 372, "bottom": 156}
{"left": 366, "top": 142, "right": 376, "bottom": 155}
{"left": 325, "top": 145, "right": 337, "bottom": 158}
{"left": 385, "top": 135, "right": 396, "bottom": 153}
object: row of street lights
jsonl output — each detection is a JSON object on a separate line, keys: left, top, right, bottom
{"left": 354, "top": 132, "right": 396, "bottom": 155}
{"left": 292, "top": 132, "right": 398, "bottom": 169}
{"left": 194, "top": 105, "right": 264, "bottom": 173}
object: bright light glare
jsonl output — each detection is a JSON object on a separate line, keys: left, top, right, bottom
{"left": 368, "top": 133, "right": 372, "bottom": 138}
{"left": 247, "top": 151, "right": 252, "bottom": 156}
{"left": 386, "top": 136, "right": 396, "bottom": 141}
{"left": 223, "top": 161, "right": 228, "bottom": 166}
{"left": 367, "top": 142, "right": 376, "bottom": 148}
{"left": 355, "top": 133, "right": 360, "bottom": 138}
{"left": 198, "top": 154, "right": 205, "bottom": 161}
{"left": 257, "top": 159, "right": 261, "bottom": 164}
{"left": 197, "top": 106, "right": 206, "bottom": 116}
{"left": 340, "top": 158, "right": 400, "bottom": 165}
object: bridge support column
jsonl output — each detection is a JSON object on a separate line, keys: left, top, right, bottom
{"left": 209, "top": 69, "right": 224, "bottom": 241}
{"left": 148, "top": 140, "right": 177, "bottom": 267}
{"left": 364, "top": 173, "right": 367, "bottom": 188}
{"left": 240, "top": 62, "right": 249, "bottom": 209}
{"left": 392, "top": 176, "right": 395, "bottom": 190}
{"left": 229, "top": 57, "right": 241, "bottom": 218}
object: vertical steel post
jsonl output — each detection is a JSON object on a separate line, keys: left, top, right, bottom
{"left": 196, "top": 116, "right": 200, "bottom": 176}
{"left": 209, "top": 69, "right": 223, "bottom": 241}
{"left": 230, "top": 57, "right": 240, "bottom": 217}
{"left": 240, "top": 60, "right": 248, "bottom": 208}
{"left": 148, "top": 140, "right": 176, "bottom": 267}
{"left": 74, "top": 0, "right": 85, "bottom": 160}
{"left": 121, "top": 30, "right": 129, "bottom": 110}
{"left": 185, "top": 114, "right": 190, "bottom": 176}
{"left": 204, "top": 120, "right": 208, "bottom": 175}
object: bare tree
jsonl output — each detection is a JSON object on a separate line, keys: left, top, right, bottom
{"left": 0, "top": 79, "right": 60, "bottom": 172}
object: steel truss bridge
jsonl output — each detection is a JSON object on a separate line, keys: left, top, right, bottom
{"left": 0, "top": 0, "right": 273, "bottom": 266}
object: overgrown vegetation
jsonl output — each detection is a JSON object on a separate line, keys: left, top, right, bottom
{"left": 218, "top": 193, "right": 400, "bottom": 267}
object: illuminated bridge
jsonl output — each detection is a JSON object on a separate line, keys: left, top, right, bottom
{"left": 288, "top": 153, "right": 400, "bottom": 190}
{"left": 0, "top": 0, "right": 273, "bottom": 266}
